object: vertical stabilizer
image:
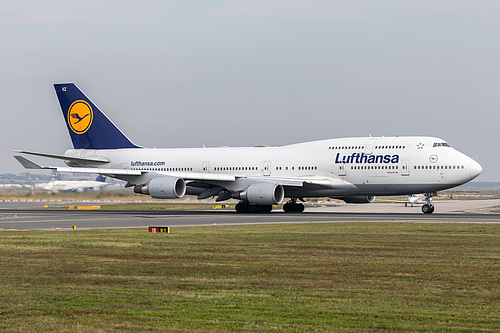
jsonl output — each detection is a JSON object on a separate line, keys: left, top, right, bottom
{"left": 96, "top": 175, "right": 107, "bottom": 182}
{"left": 54, "top": 83, "right": 140, "bottom": 149}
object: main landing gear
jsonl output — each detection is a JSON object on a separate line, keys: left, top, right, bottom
{"left": 422, "top": 193, "right": 435, "bottom": 214}
{"left": 235, "top": 199, "right": 305, "bottom": 213}
{"left": 235, "top": 201, "right": 273, "bottom": 213}
{"left": 283, "top": 199, "right": 305, "bottom": 213}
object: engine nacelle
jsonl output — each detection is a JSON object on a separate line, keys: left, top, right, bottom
{"left": 234, "top": 183, "right": 285, "bottom": 205}
{"left": 340, "top": 196, "right": 376, "bottom": 204}
{"left": 134, "top": 176, "right": 186, "bottom": 199}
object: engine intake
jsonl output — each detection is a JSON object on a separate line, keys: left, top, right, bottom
{"left": 134, "top": 176, "right": 186, "bottom": 199}
{"left": 233, "top": 183, "right": 284, "bottom": 205}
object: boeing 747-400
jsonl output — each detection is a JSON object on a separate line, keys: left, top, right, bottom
{"left": 14, "top": 83, "right": 482, "bottom": 214}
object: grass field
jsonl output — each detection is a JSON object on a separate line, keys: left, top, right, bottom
{"left": 0, "top": 223, "right": 499, "bottom": 332}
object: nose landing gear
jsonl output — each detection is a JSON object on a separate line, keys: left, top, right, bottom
{"left": 422, "top": 203, "right": 435, "bottom": 214}
{"left": 422, "top": 193, "right": 435, "bottom": 214}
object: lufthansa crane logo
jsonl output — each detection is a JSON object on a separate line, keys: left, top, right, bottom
{"left": 67, "top": 100, "right": 93, "bottom": 134}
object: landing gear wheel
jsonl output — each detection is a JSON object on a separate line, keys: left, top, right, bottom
{"left": 421, "top": 192, "right": 436, "bottom": 214}
{"left": 283, "top": 200, "right": 305, "bottom": 213}
{"left": 235, "top": 202, "right": 249, "bottom": 213}
{"left": 235, "top": 202, "right": 273, "bottom": 213}
{"left": 261, "top": 205, "right": 273, "bottom": 213}
{"left": 248, "top": 205, "right": 259, "bottom": 213}
{"left": 422, "top": 204, "right": 435, "bottom": 214}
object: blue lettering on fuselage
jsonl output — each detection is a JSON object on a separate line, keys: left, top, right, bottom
{"left": 335, "top": 153, "right": 399, "bottom": 164}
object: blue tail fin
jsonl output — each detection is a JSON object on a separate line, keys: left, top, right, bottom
{"left": 96, "top": 175, "right": 107, "bottom": 182}
{"left": 54, "top": 83, "right": 140, "bottom": 149}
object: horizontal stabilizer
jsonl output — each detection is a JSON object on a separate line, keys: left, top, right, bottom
{"left": 14, "top": 155, "right": 141, "bottom": 176}
{"left": 14, "top": 156, "right": 45, "bottom": 169}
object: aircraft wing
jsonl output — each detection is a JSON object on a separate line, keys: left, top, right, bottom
{"left": 14, "top": 156, "right": 351, "bottom": 189}
{"left": 250, "top": 175, "right": 355, "bottom": 188}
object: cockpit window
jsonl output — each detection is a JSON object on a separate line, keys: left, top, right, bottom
{"left": 433, "top": 142, "right": 451, "bottom": 148}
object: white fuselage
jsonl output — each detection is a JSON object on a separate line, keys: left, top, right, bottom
{"left": 41, "top": 180, "right": 107, "bottom": 193}
{"left": 63, "top": 136, "right": 481, "bottom": 198}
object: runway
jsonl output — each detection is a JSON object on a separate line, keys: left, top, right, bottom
{"left": 0, "top": 199, "right": 499, "bottom": 231}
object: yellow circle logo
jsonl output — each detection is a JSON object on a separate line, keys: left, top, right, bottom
{"left": 67, "top": 100, "right": 93, "bottom": 134}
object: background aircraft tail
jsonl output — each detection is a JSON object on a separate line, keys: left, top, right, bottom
{"left": 96, "top": 175, "right": 107, "bottom": 182}
{"left": 54, "top": 83, "right": 140, "bottom": 149}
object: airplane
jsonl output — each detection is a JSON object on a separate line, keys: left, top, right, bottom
{"left": 0, "top": 183, "right": 30, "bottom": 190}
{"left": 379, "top": 194, "right": 428, "bottom": 207}
{"left": 38, "top": 174, "right": 108, "bottom": 193}
{"left": 14, "top": 83, "right": 482, "bottom": 214}
{"left": 404, "top": 194, "right": 428, "bottom": 207}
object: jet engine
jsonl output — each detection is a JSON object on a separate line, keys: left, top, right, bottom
{"left": 340, "top": 196, "right": 376, "bottom": 204}
{"left": 134, "top": 176, "right": 186, "bottom": 199}
{"left": 233, "top": 183, "right": 284, "bottom": 205}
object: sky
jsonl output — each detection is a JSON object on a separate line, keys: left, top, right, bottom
{"left": 0, "top": 0, "right": 498, "bottom": 181}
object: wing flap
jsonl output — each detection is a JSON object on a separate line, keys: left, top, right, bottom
{"left": 165, "top": 172, "right": 236, "bottom": 182}
{"left": 55, "top": 167, "right": 142, "bottom": 175}
{"left": 246, "top": 175, "right": 353, "bottom": 188}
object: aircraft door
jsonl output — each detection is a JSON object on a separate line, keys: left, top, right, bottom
{"left": 338, "top": 163, "right": 346, "bottom": 177}
{"left": 202, "top": 161, "right": 210, "bottom": 173}
{"left": 364, "top": 138, "right": 377, "bottom": 155}
{"left": 401, "top": 160, "right": 410, "bottom": 176}
{"left": 263, "top": 161, "right": 271, "bottom": 176}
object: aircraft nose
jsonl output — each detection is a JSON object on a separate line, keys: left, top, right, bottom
{"left": 469, "top": 159, "right": 482, "bottom": 179}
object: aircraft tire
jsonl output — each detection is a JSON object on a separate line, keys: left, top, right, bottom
{"left": 283, "top": 202, "right": 305, "bottom": 213}
{"left": 236, "top": 202, "right": 249, "bottom": 213}
{"left": 261, "top": 205, "right": 273, "bottom": 213}
{"left": 248, "top": 205, "right": 259, "bottom": 213}
{"left": 236, "top": 203, "right": 273, "bottom": 213}
{"left": 422, "top": 204, "right": 435, "bottom": 214}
